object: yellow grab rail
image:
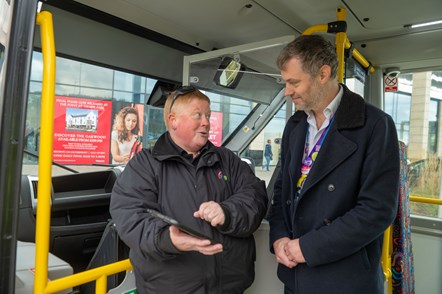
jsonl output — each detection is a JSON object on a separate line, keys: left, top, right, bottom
{"left": 334, "top": 7, "right": 347, "bottom": 84}
{"left": 32, "top": 10, "right": 135, "bottom": 294}
{"left": 302, "top": 7, "right": 375, "bottom": 83}
{"left": 34, "top": 11, "right": 56, "bottom": 294}
{"left": 381, "top": 194, "right": 442, "bottom": 294}
{"left": 302, "top": 24, "right": 328, "bottom": 36}
{"left": 410, "top": 195, "right": 442, "bottom": 205}
{"left": 44, "top": 259, "right": 132, "bottom": 293}
{"left": 381, "top": 225, "right": 393, "bottom": 292}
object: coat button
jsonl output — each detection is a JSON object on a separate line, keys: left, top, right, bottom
{"left": 324, "top": 218, "right": 332, "bottom": 225}
{"left": 286, "top": 200, "right": 291, "bottom": 206}
{"left": 328, "top": 184, "right": 335, "bottom": 192}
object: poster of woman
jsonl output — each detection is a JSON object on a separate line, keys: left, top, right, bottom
{"left": 111, "top": 103, "right": 144, "bottom": 164}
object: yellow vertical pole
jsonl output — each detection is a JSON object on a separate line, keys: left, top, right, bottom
{"left": 381, "top": 225, "right": 393, "bottom": 294}
{"left": 387, "top": 225, "right": 393, "bottom": 294}
{"left": 34, "top": 11, "right": 56, "bottom": 294}
{"left": 95, "top": 275, "right": 107, "bottom": 294}
{"left": 335, "top": 8, "right": 347, "bottom": 83}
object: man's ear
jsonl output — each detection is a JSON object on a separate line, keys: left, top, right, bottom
{"left": 168, "top": 113, "right": 177, "bottom": 130}
{"left": 318, "top": 65, "right": 331, "bottom": 84}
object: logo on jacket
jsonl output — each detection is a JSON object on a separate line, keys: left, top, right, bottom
{"left": 217, "top": 170, "right": 228, "bottom": 181}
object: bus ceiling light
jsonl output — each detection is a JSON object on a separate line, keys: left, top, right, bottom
{"left": 404, "top": 19, "right": 442, "bottom": 29}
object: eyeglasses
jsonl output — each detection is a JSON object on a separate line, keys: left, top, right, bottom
{"left": 169, "top": 85, "right": 197, "bottom": 112}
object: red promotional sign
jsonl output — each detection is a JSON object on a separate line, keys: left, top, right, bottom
{"left": 209, "top": 111, "right": 223, "bottom": 147}
{"left": 53, "top": 96, "right": 112, "bottom": 164}
{"left": 384, "top": 75, "right": 398, "bottom": 92}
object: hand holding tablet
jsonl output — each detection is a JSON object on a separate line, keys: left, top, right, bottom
{"left": 146, "top": 209, "right": 213, "bottom": 242}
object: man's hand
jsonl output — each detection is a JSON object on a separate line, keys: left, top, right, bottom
{"left": 193, "top": 201, "right": 225, "bottom": 227}
{"left": 169, "top": 225, "right": 223, "bottom": 255}
{"left": 273, "top": 237, "right": 306, "bottom": 268}
{"left": 273, "top": 237, "right": 298, "bottom": 268}
{"left": 284, "top": 238, "right": 306, "bottom": 264}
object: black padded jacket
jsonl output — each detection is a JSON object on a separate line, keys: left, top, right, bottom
{"left": 110, "top": 132, "right": 268, "bottom": 294}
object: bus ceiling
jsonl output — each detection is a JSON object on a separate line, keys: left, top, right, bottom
{"left": 43, "top": 0, "right": 442, "bottom": 76}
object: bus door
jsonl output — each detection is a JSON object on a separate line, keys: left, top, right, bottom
{"left": 0, "top": 0, "right": 39, "bottom": 293}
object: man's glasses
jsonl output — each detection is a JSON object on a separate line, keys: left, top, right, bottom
{"left": 169, "top": 85, "right": 197, "bottom": 112}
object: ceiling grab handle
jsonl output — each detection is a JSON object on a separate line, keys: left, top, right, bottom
{"left": 34, "top": 11, "right": 56, "bottom": 294}
{"left": 302, "top": 7, "right": 375, "bottom": 83}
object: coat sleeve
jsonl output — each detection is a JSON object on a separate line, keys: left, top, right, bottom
{"left": 109, "top": 150, "right": 179, "bottom": 261}
{"left": 300, "top": 114, "right": 400, "bottom": 267}
{"left": 216, "top": 148, "right": 268, "bottom": 238}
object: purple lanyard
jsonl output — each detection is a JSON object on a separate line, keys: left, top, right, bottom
{"left": 296, "top": 116, "right": 335, "bottom": 191}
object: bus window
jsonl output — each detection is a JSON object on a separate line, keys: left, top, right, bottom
{"left": 24, "top": 51, "right": 159, "bottom": 176}
{"left": 385, "top": 70, "right": 442, "bottom": 219}
{"left": 240, "top": 102, "right": 287, "bottom": 187}
{"left": 23, "top": 50, "right": 263, "bottom": 177}
{"left": 205, "top": 90, "right": 255, "bottom": 145}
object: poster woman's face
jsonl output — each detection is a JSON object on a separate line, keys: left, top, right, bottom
{"left": 124, "top": 113, "right": 138, "bottom": 132}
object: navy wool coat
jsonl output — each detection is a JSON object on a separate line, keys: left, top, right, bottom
{"left": 269, "top": 84, "right": 400, "bottom": 294}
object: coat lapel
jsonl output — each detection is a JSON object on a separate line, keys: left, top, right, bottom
{"left": 297, "top": 84, "right": 365, "bottom": 197}
{"left": 287, "top": 112, "right": 308, "bottom": 193}
{"left": 300, "top": 126, "right": 357, "bottom": 195}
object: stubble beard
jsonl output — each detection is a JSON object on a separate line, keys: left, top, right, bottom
{"left": 301, "top": 81, "right": 326, "bottom": 112}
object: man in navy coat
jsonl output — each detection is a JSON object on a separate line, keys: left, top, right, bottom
{"left": 268, "top": 35, "right": 400, "bottom": 293}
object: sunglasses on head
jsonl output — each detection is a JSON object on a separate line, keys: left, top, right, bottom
{"left": 169, "top": 85, "right": 197, "bottom": 112}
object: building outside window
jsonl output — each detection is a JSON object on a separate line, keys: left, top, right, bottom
{"left": 385, "top": 71, "right": 442, "bottom": 219}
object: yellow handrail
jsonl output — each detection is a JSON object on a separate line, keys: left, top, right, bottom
{"left": 410, "top": 195, "right": 442, "bottom": 205}
{"left": 302, "top": 24, "right": 328, "bottom": 36}
{"left": 44, "top": 259, "right": 132, "bottom": 293}
{"left": 32, "top": 11, "right": 134, "bottom": 294}
{"left": 34, "top": 11, "right": 56, "bottom": 294}
{"left": 381, "top": 226, "right": 393, "bottom": 292}
{"left": 302, "top": 7, "right": 375, "bottom": 83}
{"left": 334, "top": 7, "right": 347, "bottom": 84}
{"left": 381, "top": 194, "right": 442, "bottom": 294}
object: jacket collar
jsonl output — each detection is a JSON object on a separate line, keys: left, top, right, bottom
{"left": 152, "top": 131, "right": 214, "bottom": 161}
{"left": 291, "top": 84, "right": 366, "bottom": 130}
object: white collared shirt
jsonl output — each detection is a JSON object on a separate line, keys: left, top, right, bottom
{"left": 304, "top": 86, "right": 343, "bottom": 155}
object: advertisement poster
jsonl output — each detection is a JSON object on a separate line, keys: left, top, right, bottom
{"left": 209, "top": 111, "right": 223, "bottom": 146}
{"left": 53, "top": 96, "right": 112, "bottom": 164}
{"left": 110, "top": 102, "right": 144, "bottom": 164}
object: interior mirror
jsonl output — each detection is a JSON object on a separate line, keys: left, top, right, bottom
{"left": 213, "top": 57, "right": 245, "bottom": 89}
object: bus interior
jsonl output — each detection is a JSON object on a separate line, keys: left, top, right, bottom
{"left": 1, "top": 0, "right": 442, "bottom": 293}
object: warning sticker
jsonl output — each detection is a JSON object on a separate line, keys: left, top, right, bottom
{"left": 384, "top": 75, "right": 398, "bottom": 92}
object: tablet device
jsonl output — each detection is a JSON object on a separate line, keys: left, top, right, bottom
{"left": 146, "top": 209, "right": 213, "bottom": 242}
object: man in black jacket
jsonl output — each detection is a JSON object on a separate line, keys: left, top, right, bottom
{"left": 269, "top": 35, "right": 399, "bottom": 293}
{"left": 110, "top": 86, "right": 268, "bottom": 294}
